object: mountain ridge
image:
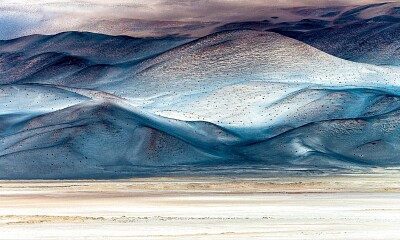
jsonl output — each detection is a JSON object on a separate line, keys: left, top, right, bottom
{"left": 1, "top": 29, "right": 400, "bottom": 178}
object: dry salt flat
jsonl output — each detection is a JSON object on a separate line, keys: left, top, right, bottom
{"left": 0, "top": 173, "right": 400, "bottom": 239}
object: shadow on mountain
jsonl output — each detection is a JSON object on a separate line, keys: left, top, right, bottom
{"left": 216, "top": 2, "right": 400, "bottom": 66}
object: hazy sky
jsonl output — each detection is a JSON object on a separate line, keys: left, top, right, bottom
{"left": 0, "top": 0, "right": 393, "bottom": 39}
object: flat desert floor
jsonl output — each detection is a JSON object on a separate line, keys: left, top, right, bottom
{"left": 1, "top": 172, "right": 400, "bottom": 239}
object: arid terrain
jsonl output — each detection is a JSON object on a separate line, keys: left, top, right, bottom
{"left": 1, "top": 2, "right": 400, "bottom": 239}
{"left": 1, "top": 172, "right": 400, "bottom": 239}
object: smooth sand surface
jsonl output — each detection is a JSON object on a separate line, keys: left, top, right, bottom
{"left": 1, "top": 173, "right": 400, "bottom": 239}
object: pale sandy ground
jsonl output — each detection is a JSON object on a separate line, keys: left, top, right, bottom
{"left": 1, "top": 171, "right": 400, "bottom": 239}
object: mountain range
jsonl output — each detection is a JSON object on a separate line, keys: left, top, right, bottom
{"left": 1, "top": 2, "right": 400, "bottom": 178}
